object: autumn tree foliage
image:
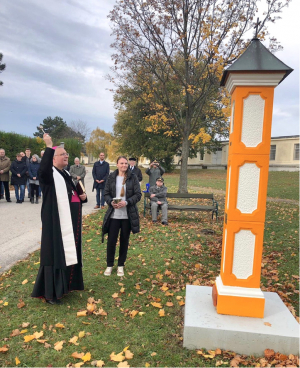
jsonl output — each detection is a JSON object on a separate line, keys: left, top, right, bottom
{"left": 86, "top": 128, "right": 119, "bottom": 162}
{"left": 108, "top": 0, "right": 290, "bottom": 192}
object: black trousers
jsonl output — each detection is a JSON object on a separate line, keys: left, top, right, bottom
{"left": 31, "top": 183, "right": 39, "bottom": 198}
{"left": 107, "top": 219, "right": 131, "bottom": 267}
{"left": 0, "top": 181, "right": 10, "bottom": 200}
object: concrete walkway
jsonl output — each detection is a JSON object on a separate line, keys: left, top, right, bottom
{"left": 0, "top": 169, "right": 102, "bottom": 274}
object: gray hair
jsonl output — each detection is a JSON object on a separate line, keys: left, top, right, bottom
{"left": 74, "top": 157, "right": 80, "bottom": 161}
{"left": 0, "top": 148, "right": 5, "bottom": 152}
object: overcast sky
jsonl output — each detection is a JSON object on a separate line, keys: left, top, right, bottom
{"left": 0, "top": 0, "right": 299, "bottom": 139}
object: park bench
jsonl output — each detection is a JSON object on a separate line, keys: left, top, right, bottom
{"left": 143, "top": 192, "right": 218, "bottom": 220}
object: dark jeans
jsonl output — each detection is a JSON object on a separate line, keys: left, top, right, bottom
{"left": 96, "top": 187, "right": 105, "bottom": 206}
{"left": 107, "top": 219, "right": 131, "bottom": 267}
{"left": 14, "top": 184, "right": 25, "bottom": 201}
{"left": 0, "top": 181, "right": 10, "bottom": 200}
{"left": 31, "top": 183, "right": 39, "bottom": 198}
{"left": 26, "top": 178, "right": 30, "bottom": 197}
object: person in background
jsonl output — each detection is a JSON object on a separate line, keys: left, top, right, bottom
{"left": 70, "top": 157, "right": 86, "bottom": 186}
{"left": 31, "top": 134, "right": 87, "bottom": 304}
{"left": 24, "top": 148, "right": 32, "bottom": 199}
{"left": 102, "top": 156, "right": 141, "bottom": 277}
{"left": 10, "top": 153, "right": 27, "bottom": 203}
{"left": 149, "top": 176, "right": 168, "bottom": 225}
{"left": 92, "top": 152, "right": 110, "bottom": 209}
{"left": 28, "top": 154, "right": 40, "bottom": 204}
{"left": 20, "top": 152, "right": 25, "bottom": 158}
{"left": 128, "top": 157, "right": 143, "bottom": 184}
{"left": 0, "top": 148, "right": 12, "bottom": 202}
{"left": 145, "top": 160, "right": 165, "bottom": 188}
{"left": 0, "top": 182, "right": 3, "bottom": 199}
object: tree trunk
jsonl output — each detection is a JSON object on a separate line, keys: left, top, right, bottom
{"left": 178, "top": 133, "right": 190, "bottom": 193}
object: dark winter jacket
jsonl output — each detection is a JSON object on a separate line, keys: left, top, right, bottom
{"left": 129, "top": 165, "right": 143, "bottom": 182}
{"left": 28, "top": 161, "right": 40, "bottom": 180}
{"left": 92, "top": 160, "right": 110, "bottom": 190}
{"left": 10, "top": 159, "right": 27, "bottom": 185}
{"left": 102, "top": 169, "right": 142, "bottom": 242}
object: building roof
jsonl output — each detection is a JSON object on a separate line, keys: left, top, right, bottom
{"left": 220, "top": 38, "right": 293, "bottom": 86}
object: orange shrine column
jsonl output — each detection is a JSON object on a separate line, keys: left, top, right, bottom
{"left": 214, "top": 39, "right": 293, "bottom": 318}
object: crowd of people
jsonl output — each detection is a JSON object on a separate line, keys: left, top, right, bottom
{"left": 1, "top": 137, "right": 169, "bottom": 304}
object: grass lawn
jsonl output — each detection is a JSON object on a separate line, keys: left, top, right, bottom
{"left": 0, "top": 170, "right": 299, "bottom": 367}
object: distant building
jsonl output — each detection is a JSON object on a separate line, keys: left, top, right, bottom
{"left": 174, "top": 135, "right": 299, "bottom": 171}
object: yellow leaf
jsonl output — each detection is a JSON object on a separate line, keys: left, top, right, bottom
{"left": 138, "top": 312, "right": 145, "bottom": 316}
{"left": 34, "top": 261, "right": 40, "bottom": 265}
{"left": 15, "top": 357, "right": 20, "bottom": 365}
{"left": 264, "top": 322, "right": 272, "bottom": 327}
{"left": 87, "top": 303, "right": 96, "bottom": 313}
{"left": 178, "top": 300, "right": 185, "bottom": 306}
{"left": 33, "top": 331, "right": 43, "bottom": 339}
{"left": 77, "top": 310, "right": 87, "bottom": 317}
{"left": 69, "top": 336, "right": 79, "bottom": 345}
{"left": 160, "top": 285, "right": 169, "bottom": 291}
{"left": 151, "top": 302, "right": 162, "bottom": 308}
{"left": 71, "top": 352, "right": 84, "bottom": 359}
{"left": 86, "top": 239, "right": 92, "bottom": 242}
{"left": 123, "top": 346, "right": 130, "bottom": 352}
{"left": 22, "top": 322, "right": 30, "bottom": 328}
{"left": 117, "top": 361, "right": 130, "bottom": 368}
{"left": 93, "top": 308, "right": 107, "bottom": 316}
{"left": 82, "top": 321, "right": 91, "bottom": 325}
{"left": 176, "top": 296, "right": 183, "bottom": 300}
{"left": 22, "top": 279, "right": 28, "bottom": 285}
{"left": 17, "top": 301, "right": 25, "bottom": 309}
{"left": 24, "top": 335, "right": 35, "bottom": 342}
{"left": 78, "top": 331, "right": 85, "bottom": 338}
{"left": 130, "top": 310, "right": 139, "bottom": 318}
{"left": 166, "top": 302, "right": 174, "bottom": 307}
{"left": 82, "top": 352, "right": 91, "bottom": 362}
{"left": 145, "top": 363, "right": 150, "bottom": 367}
{"left": 120, "top": 287, "right": 125, "bottom": 293}
{"left": 125, "top": 350, "right": 134, "bottom": 360}
{"left": 159, "top": 309, "right": 165, "bottom": 317}
{"left": 96, "top": 360, "right": 105, "bottom": 367}
{"left": 74, "top": 363, "right": 84, "bottom": 367}
{"left": 36, "top": 339, "right": 48, "bottom": 344}
{"left": 110, "top": 352, "right": 125, "bottom": 362}
{"left": 54, "top": 341, "right": 64, "bottom": 351}
{"left": 112, "top": 293, "right": 119, "bottom": 298}
{"left": 3, "top": 302, "right": 8, "bottom": 306}
{"left": 20, "top": 329, "right": 28, "bottom": 334}
{"left": 151, "top": 352, "right": 157, "bottom": 357}
{"left": 55, "top": 323, "right": 65, "bottom": 329}
{"left": 165, "top": 291, "right": 173, "bottom": 296}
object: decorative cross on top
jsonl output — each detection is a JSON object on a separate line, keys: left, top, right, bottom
{"left": 254, "top": 17, "right": 261, "bottom": 39}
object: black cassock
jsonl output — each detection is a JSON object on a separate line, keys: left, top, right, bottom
{"left": 32, "top": 148, "right": 84, "bottom": 300}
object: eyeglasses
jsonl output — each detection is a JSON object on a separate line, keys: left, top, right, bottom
{"left": 55, "top": 153, "right": 69, "bottom": 157}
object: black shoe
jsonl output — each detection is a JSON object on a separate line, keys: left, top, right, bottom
{"left": 36, "top": 198, "right": 39, "bottom": 204}
{"left": 31, "top": 198, "right": 34, "bottom": 204}
{"left": 152, "top": 220, "right": 157, "bottom": 223}
{"left": 7, "top": 199, "right": 12, "bottom": 202}
{"left": 0, "top": 195, "right": 4, "bottom": 199}
{"left": 162, "top": 221, "right": 168, "bottom": 225}
{"left": 16, "top": 199, "right": 20, "bottom": 203}
{"left": 46, "top": 298, "right": 62, "bottom": 305}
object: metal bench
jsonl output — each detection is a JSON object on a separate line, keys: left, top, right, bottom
{"left": 143, "top": 192, "right": 218, "bottom": 220}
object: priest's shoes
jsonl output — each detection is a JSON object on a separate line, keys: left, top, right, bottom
{"left": 46, "top": 298, "right": 63, "bottom": 305}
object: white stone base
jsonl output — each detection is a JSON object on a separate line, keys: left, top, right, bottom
{"left": 183, "top": 285, "right": 299, "bottom": 356}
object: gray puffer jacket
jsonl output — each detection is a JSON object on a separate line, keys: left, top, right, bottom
{"left": 149, "top": 185, "right": 167, "bottom": 204}
{"left": 102, "top": 169, "right": 142, "bottom": 242}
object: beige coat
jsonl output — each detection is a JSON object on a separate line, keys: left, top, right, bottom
{"left": 0, "top": 156, "right": 11, "bottom": 181}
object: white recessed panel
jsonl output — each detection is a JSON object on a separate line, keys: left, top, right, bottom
{"left": 232, "top": 230, "right": 255, "bottom": 279}
{"left": 241, "top": 95, "right": 265, "bottom": 147}
{"left": 222, "top": 228, "right": 227, "bottom": 273}
{"left": 236, "top": 163, "right": 260, "bottom": 214}
{"left": 226, "top": 166, "right": 231, "bottom": 210}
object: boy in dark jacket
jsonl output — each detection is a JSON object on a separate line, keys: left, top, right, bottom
{"left": 149, "top": 177, "right": 168, "bottom": 225}
{"left": 28, "top": 154, "right": 41, "bottom": 203}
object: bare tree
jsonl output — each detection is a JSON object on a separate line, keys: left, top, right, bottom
{"left": 108, "top": 0, "right": 290, "bottom": 192}
{"left": 69, "top": 119, "right": 92, "bottom": 142}
{"left": 0, "top": 53, "right": 6, "bottom": 86}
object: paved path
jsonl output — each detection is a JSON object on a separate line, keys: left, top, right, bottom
{"left": 0, "top": 169, "right": 101, "bottom": 274}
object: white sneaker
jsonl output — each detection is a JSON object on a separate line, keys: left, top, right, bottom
{"left": 104, "top": 267, "right": 113, "bottom": 276}
{"left": 117, "top": 266, "right": 124, "bottom": 277}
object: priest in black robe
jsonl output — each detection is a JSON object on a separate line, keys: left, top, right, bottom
{"left": 32, "top": 134, "right": 87, "bottom": 304}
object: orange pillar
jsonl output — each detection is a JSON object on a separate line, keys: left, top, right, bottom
{"left": 214, "top": 39, "right": 293, "bottom": 318}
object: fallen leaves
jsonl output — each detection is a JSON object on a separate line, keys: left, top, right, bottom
{"left": 22, "top": 279, "right": 28, "bottom": 285}
{"left": 15, "top": 357, "right": 20, "bottom": 365}
{"left": 264, "top": 322, "right": 272, "bottom": 327}
{"left": 110, "top": 351, "right": 125, "bottom": 362}
{"left": 151, "top": 302, "right": 162, "bottom": 308}
{"left": 158, "top": 309, "right": 165, "bottom": 317}
{"left": 17, "top": 300, "right": 25, "bottom": 309}
{"left": 69, "top": 336, "right": 79, "bottom": 345}
{"left": 91, "top": 360, "right": 105, "bottom": 367}
{"left": 0, "top": 345, "right": 9, "bottom": 353}
{"left": 54, "top": 341, "right": 64, "bottom": 351}
{"left": 55, "top": 323, "right": 65, "bottom": 329}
